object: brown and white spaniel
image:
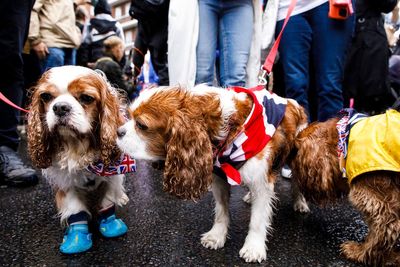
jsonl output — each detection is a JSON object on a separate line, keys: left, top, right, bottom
{"left": 290, "top": 110, "right": 400, "bottom": 266}
{"left": 27, "top": 66, "right": 131, "bottom": 253}
{"left": 116, "top": 85, "right": 309, "bottom": 262}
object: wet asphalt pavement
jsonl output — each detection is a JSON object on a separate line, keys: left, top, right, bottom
{"left": 0, "top": 138, "right": 367, "bottom": 266}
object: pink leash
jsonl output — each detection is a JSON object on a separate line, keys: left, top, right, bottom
{"left": 0, "top": 92, "right": 29, "bottom": 113}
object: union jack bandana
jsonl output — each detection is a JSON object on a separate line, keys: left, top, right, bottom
{"left": 85, "top": 105, "right": 137, "bottom": 176}
{"left": 336, "top": 108, "right": 367, "bottom": 177}
{"left": 86, "top": 154, "right": 137, "bottom": 176}
{"left": 213, "top": 85, "right": 287, "bottom": 186}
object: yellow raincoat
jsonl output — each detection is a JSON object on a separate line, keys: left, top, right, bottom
{"left": 346, "top": 109, "right": 400, "bottom": 183}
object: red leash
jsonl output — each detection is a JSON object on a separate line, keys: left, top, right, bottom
{"left": 0, "top": 92, "right": 30, "bottom": 113}
{"left": 258, "top": 0, "right": 297, "bottom": 86}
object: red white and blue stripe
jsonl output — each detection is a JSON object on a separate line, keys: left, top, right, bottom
{"left": 336, "top": 108, "right": 368, "bottom": 160}
{"left": 213, "top": 85, "right": 287, "bottom": 186}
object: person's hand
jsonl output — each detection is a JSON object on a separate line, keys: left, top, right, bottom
{"left": 32, "top": 42, "right": 49, "bottom": 59}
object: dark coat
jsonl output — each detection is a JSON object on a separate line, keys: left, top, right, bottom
{"left": 343, "top": 0, "right": 398, "bottom": 114}
{"left": 129, "top": 0, "right": 169, "bottom": 21}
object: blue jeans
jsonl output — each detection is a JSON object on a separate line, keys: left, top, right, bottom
{"left": 195, "top": 0, "right": 253, "bottom": 87}
{"left": 41, "top": 47, "right": 76, "bottom": 73}
{"left": 276, "top": 2, "right": 354, "bottom": 121}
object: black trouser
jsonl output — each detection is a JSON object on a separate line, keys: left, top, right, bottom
{"left": 134, "top": 19, "right": 169, "bottom": 86}
{"left": 343, "top": 16, "right": 393, "bottom": 114}
{"left": 0, "top": 0, "right": 35, "bottom": 150}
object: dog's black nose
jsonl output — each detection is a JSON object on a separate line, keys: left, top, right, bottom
{"left": 117, "top": 127, "right": 126, "bottom": 138}
{"left": 53, "top": 102, "right": 72, "bottom": 117}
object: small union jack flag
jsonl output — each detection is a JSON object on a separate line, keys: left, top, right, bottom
{"left": 86, "top": 154, "right": 136, "bottom": 176}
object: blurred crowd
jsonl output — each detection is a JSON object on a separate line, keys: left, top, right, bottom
{"left": 1, "top": 0, "right": 400, "bottom": 187}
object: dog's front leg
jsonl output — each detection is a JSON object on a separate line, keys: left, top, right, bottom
{"left": 98, "top": 176, "right": 128, "bottom": 238}
{"left": 292, "top": 181, "right": 310, "bottom": 213}
{"left": 56, "top": 189, "right": 90, "bottom": 226}
{"left": 239, "top": 179, "right": 275, "bottom": 263}
{"left": 56, "top": 189, "right": 93, "bottom": 254}
{"left": 104, "top": 174, "right": 129, "bottom": 207}
{"left": 201, "top": 175, "right": 230, "bottom": 249}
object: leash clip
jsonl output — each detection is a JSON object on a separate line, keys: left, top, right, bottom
{"left": 258, "top": 68, "right": 271, "bottom": 86}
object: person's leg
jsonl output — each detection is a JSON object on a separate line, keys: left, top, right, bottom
{"left": 41, "top": 47, "right": 65, "bottom": 72}
{"left": 22, "top": 51, "right": 41, "bottom": 102}
{"left": 132, "top": 24, "right": 149, "bottom": 79}
{"left": 0, "top": 0, "right": 33, "bottom": 149}
{"left": 63, "top": 48, "right": 77, "bottom": 66}
{"left": 218, "top": 0, "right": 253, "bottom": 87}
{"left": 148, "top": 21, "right": 169, "bottom": 86}
{"left": 310, "top": 2, "right": 354, "bottom": 121}
{"left": 195, "top": 0, "right": 219, "bottom": 85}
{"left": 0, "top": 0, "right": 38, "bottom": 187}
{"left": 276, "top": 14, "right": 312, "bottom": 118}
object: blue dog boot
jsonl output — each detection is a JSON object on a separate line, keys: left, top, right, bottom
{"left": 60, "top": 224, "right": 92, "bottom": 254}
{"left": 99, "top": 215, "right": 128, "bottom": 238}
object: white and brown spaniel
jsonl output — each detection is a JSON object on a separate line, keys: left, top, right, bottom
{"left": 116, "top": 85, "right": 309, "bottom": 262}
{"left": 27, "top": 66, "right": 133, "bottom": 254}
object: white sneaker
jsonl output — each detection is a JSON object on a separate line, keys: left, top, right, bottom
{"left": 281, "top": 165, "right": 292, "bottom": 179}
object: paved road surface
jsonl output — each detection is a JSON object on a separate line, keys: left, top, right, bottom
{"left": 0, "top": 138, "right": 367, "bottom": 266}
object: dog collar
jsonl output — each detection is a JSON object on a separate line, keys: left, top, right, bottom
{"left": 86, "top": 154, "right": 136, "bottom": 176}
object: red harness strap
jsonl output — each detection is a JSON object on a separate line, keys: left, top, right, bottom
{"left": 213, "top": 86, "right": 287, "bottom": 185}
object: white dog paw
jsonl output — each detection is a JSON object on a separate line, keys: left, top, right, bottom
{"left": 201, "top": 230, "right": 227, "bottom": 250}
{"left": 242, "top": 192, "right": 251, "bottom": 204}
{"left": 118, "top": 193, "right": 129, "bottom": 206}
{"left": 239, "top": 241, "right": 267, "bottom": 263}
{"left": 293, "top": 197, "right": 310, "bottom": 213}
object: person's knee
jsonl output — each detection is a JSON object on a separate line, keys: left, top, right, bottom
{"left": 221, "top": 69, "right": 246, "bottom": 87}
{"left": 285, "top": 72, "right": 308, "bottom": 94}
{"left": 195, "top": 63, "right": 214, "bottom": 85}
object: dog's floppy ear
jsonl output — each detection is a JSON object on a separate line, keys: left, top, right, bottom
{"left": 97, "top": 74, "right": 123, "bottom": 166}
{"left": 291, "top": 119, "right": 348, "bottom": 204}
{"left": 163, "top": 112, "right": 214, "bottom": 200}
{"left": 27, "top": 86, "right": 53, "bottom": 168}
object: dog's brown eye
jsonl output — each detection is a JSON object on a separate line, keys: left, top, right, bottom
{"left": 79, "top": 94, "right": 95, "bottom": 104}
{"left": 40, "top": 92, "right": 53, "bottom": 103}
{"left": 136, "top": 121, "right": 148, "bottom": 131}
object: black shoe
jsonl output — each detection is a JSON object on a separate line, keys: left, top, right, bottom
{"left": 0, "top": 146, "right": 38, "bottom": 187}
